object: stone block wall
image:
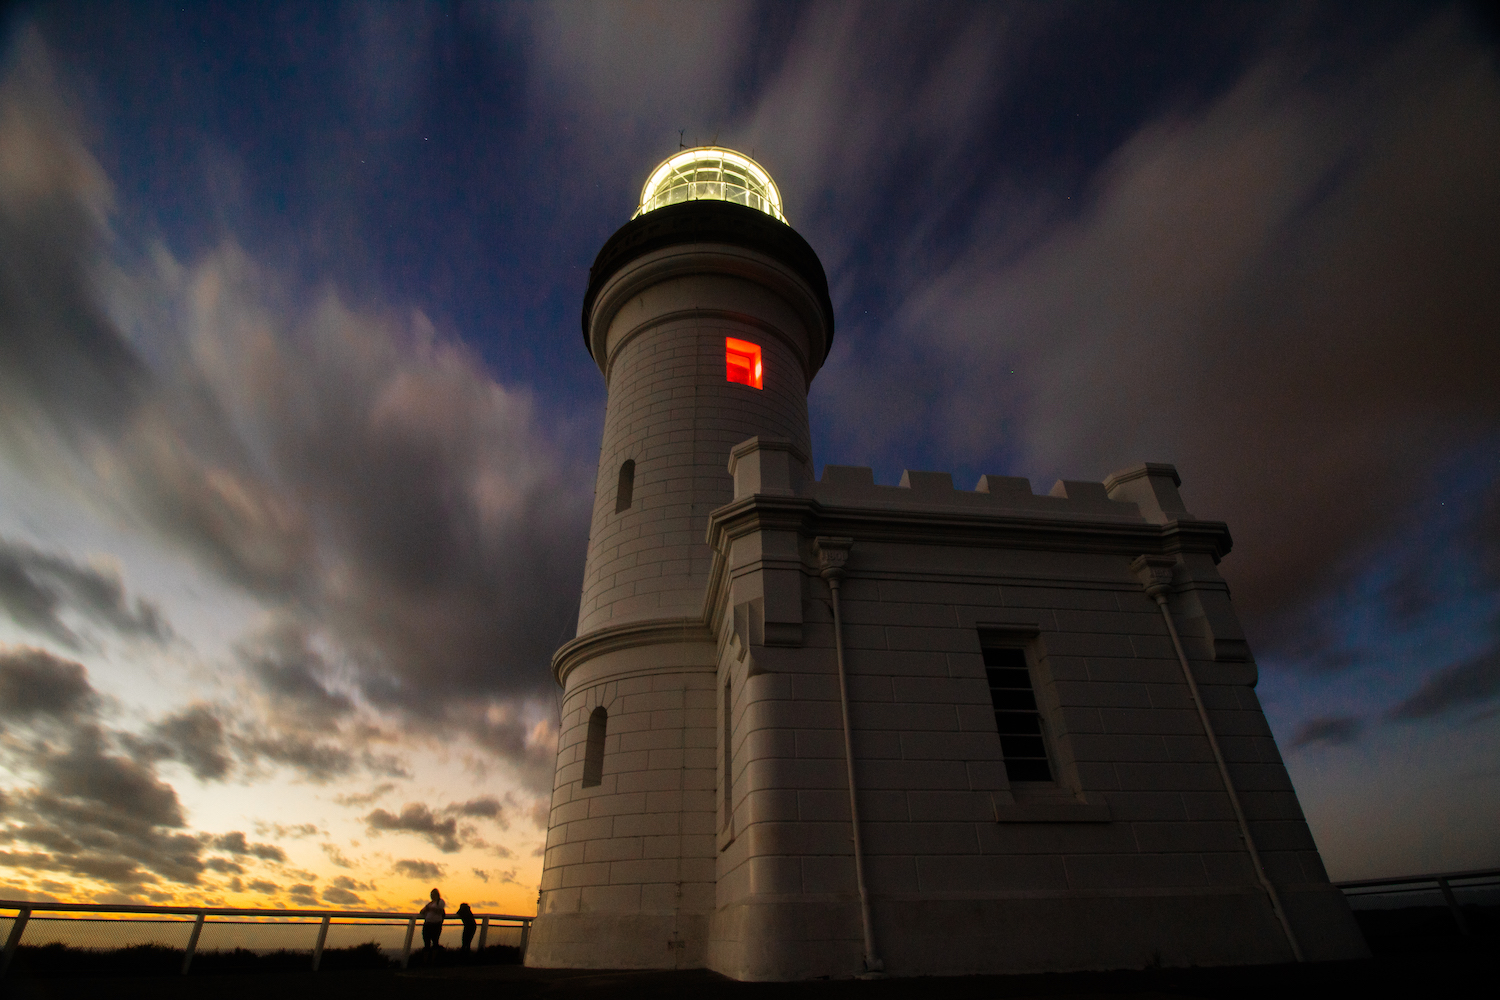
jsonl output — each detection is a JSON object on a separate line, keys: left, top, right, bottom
{"left": 577, "top": 276, "right": 814, "bottom": 635}
{"left": 702, "top": 449, "right": 1367, "bottom": 978}
{"left": 530, "top": 660, "right": 720, "bottom": 969}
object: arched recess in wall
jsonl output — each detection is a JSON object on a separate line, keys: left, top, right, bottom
{"left": 582, "top": 706, "right": 607, "bottom": 787}
{"left": 615, "top": 460, "right": 635, "bottom": 512}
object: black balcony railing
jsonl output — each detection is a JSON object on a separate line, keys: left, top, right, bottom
{"left": 0, "top": 899, "right": 532, "bottom": 978}
{"left": 1335, "top": 867, "right": 1500, "bottom": 936}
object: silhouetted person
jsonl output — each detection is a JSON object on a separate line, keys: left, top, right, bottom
{"left": 419, "top": 888, "right": 445, "bottom": 953}
{"left": 457, "top": 902, "right": 477, "bottom": 952}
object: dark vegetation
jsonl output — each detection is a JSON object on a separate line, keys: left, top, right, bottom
{"left": 5, "top": 940, "right": 521, "bottom": 977}
{"left": 0, "top": 907, "right": 1492, "bottom": 999}
{"left": 1351, "top": 902, "right": 1498, "bottom": 954}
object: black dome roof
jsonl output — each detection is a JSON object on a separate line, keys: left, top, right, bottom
{"left": 581, "top": 199, "right": 835, "bottom": 358}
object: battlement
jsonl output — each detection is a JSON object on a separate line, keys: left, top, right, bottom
{"left": 726, "top": 437, "right": 1195, "bottom": 526}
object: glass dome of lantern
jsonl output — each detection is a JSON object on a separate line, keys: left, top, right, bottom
{"left": 633, "top": 147, "right": 786, "bottom": 223}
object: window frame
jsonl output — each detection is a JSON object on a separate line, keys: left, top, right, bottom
{"left": 581, "top": 706, "right": 608, "bottom": 788}
{"left": 615, "top": 459, "right": 635, "bottom": 513}
{"left": 725, "top": 337, "right": 763, "bottom": 389}
{"left": 979, "top": 636, "right": 1058, "bottom": 787}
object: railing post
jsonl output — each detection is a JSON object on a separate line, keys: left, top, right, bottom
{"left": 519, "top": 918, "right": 531, "bottom": 959}
{"left": 2, "top": 908, "right": 31, "bottom": 978}
{"left": 1437, "top": 878, "right": 1472, "bottom": 936}
{"left": 400, "top": 916, "right": 416, "bottom": 968}
{"left": 181, "top": 911, "right": 206, "bottom": 975}
{"left": 311, "top": 915, "right": 331, "bottom": 971}
{"left": 477, "top": 916, "right": 489, "bottom": 951}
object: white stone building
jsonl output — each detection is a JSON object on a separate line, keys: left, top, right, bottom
{"left": 527, "top": 148, "right": 1368, "bottom": 979}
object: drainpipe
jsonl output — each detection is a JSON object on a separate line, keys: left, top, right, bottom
{"left": 1132, "top": 556, "right": 1304, "bottom": 963}
{"left": 816, "top": 536, "right": 883, "bottom": 974}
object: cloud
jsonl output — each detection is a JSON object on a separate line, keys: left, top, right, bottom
{"left": 123, "top": 689, "right": 391, "bottom": 788}
{"left": 1388, "top": 643, "right": 1500, "bottom": 720}
{"left": 791, "top": 10, "right": 1500, "bottom": 650}
{"left": 520, "top": 0, "right": 759, "bottom": 136}
{"left": 255, "top": 822, "right": 323, "bottom": 839}
{"left": 321, "top": 843, "right": 354, "bottom": 868}
{"left": 471, "top": 868, "right": 488, "bottom": 883}
{"left": 0, "top": 29, "right": 147, "bottom": 460}
{"left": 0, "top": 650, "right": 210, "bottom": 890}
{"left": 237, "top": 622, "right": 353, "bottom": 727}
{"left": 0, "top": 646, "right": 96, "bottom": 722}
{"left": 0, "top": 537, "right": 171, "bottom": 650}
{"left": 445, "top": 796, "right": 503, "bottom": 820}
{"left": 0, "top": 38, "right": 312, "bottom": 600}
{"left": 1291, "top": 714, "right": 1365, "bottom": 748}
{"left": 322, "top": 885, "right": 362, "bottom": 905}
{"left": 333, "top": 783, "right": 395, "bottom": 808}
{"left": 364, "top": 803, "right": 460, "bottom": 853}
{"left": 147, "top": 703, "right": 232, "bottom": 781}
{"left": 0, "top": 724, "right": 206, "bottom": 888}
{"left": 361, "top": 795, "right": 520, "bottom": 856}
{"left": 234, "top": 731, "right": 356, "bottom": 784}
{"left": 0, "top": 36, "right": 591, "bottom": 794}
{"left": 208, "top": 831, "right": 287, "bottom": 863}
{"left": 391, "top": 858, "right": 445, "bottom": 881}
{"left": 361, "top": 750, "right": 412, "bottom": 779}
{"left": 330, "top": 874, "right": 374, "bottom": 892}
{"left": 287, "top": 883, "right": 318, "bottom": 904}
{"left": 247, "top": 879, "right": 278, "bottom": 894}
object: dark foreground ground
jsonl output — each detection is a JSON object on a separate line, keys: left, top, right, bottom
{"left": 4, "top": 906, "right": 1495, "bottom": 1000}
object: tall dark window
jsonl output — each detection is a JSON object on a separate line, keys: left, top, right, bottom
{"left": 983, "top": 646, "right": 1053, "bottom": 782}
{"left": 582, "top": 706, "right": 607, "bottom": 787}
{"left": 722, "top": 679, "right": 733, "bottom": 826}
{"left": 615, "top": 460, "right": 635, "bottom": 512}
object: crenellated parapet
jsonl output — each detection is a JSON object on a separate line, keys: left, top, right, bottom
{"left": 725, "top": 437, "right": 1199, "bottom": 526}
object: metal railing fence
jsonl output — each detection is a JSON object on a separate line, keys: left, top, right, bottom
{"left": 1334, "top": 867, "right": 1500, "bottom": 936}
{"left": 0, "top": 899, "right": 532, "bottom": 978}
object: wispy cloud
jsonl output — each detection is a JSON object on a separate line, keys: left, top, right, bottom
{"left": 0, "top": 648, "right": 204, "bottom": 889}
{"left": 0, "top": 36, "right": 589, "bottom": 802}
{"left": 0, "top": 537, "right": 172, "bottom": 650}
{"left": 391, "top": 858, "right": 444, "bottom": 881}
{"left": 1292, "top": 714, "right": 1364, "bottom": 748}
{"left": 1389, "top": 643, "right": 1500, "bottom": 720}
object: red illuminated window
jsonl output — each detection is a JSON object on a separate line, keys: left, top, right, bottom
{"left": 725, "top": 338, "right": 763, "bottom": 389}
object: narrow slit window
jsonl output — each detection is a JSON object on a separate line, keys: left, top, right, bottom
{"left": 582, "top": 706, "right": 607, "bottom": 788}
{"left": 725, "top": 337, "right": 763, "bottom": 389}
{"left": 983, "top": 646, "right": 1053, "bottom": 782}
{"left": 615, "top": 459, "right": 635, "bottom": 513}
{"left": 722, "top": 679, "right": 733, "bottom": 826}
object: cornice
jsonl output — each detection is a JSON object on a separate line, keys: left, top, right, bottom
{"left": 586, "top": 243, "right": 829, "bottom": 382}
{"left": 554, "top": 499, "right": 1233, "bottom": 689}
{"left": 551, "top": 616, "right": 716, "bottom": 687}
{"left": 583, "top": 199, "right": 834, "bottom": 357}
{"left": 704, "top": 494, "right": 1233, "bottom": 563}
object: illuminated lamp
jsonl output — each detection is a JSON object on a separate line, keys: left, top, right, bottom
{"left": 634, "top": 147, "right": 786, "bottom": 223}
{"left": 725, "top": 337, "right": 763, "bottom": 389}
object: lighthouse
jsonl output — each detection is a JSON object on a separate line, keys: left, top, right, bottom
{"left": 528, "top": 148, "right": 832, "bottom": 970}
{"left": 528, "top": 148, "right": 1367, "bottom": 979}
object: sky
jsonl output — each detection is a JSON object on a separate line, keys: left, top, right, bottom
{"left": 0, "top": 1, "right": 1498, "bottom": 915}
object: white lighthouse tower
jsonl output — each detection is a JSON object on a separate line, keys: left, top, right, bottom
{"left": 528, "top": 148, "right": 833, "bottom": 969}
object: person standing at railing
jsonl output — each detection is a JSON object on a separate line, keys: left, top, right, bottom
{"left": 456, "top": 902, "right": 477, "bottom": 952}
{"left": 419, "top": 888, "right": 446, "bottom": 952}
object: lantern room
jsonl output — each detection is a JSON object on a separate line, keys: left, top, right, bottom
{"left": 634, "top": 147, "right": 786, "bottom": 223}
